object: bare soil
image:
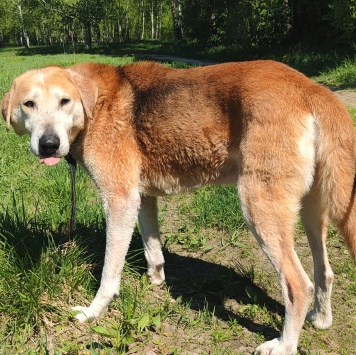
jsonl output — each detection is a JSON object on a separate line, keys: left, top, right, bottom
{"left": 330, "top": 88, "right": 356, "bottom": 109}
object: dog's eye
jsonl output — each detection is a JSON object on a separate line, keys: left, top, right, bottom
{"left": 60, "top": 98, "right": 70, "bottom": 106}
{"left": 24, "top": 101, "right": 34, "bottom": 108}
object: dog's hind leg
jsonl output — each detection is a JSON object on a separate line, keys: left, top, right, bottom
{"left": 139, "top": 195, "right": 165, "bottom": 285}
{"left": 301, "top": 185, "right": 334, "bottom": 329}
{"left": 238, "top": 179, "right": 314, "bottom": 355}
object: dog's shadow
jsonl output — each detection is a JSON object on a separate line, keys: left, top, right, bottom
{"left": 126, "top": 231, "right": 284, "bottom": 339}
{"left": 0, "top": 214, "right": 283, "bottom": 340}
{"left": 64, "top": 224, "right": 283, "bottom": 339}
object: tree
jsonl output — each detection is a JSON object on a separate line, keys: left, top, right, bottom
{"left": 329, "top": 0, "right": 356, "bottom": 43}
{"left": 170, "top": 0, "right": 183, "bottom": 42}
{"left": 0, "top": 0, "right": 17, "bottom": 45}
{"left": 289, "top": 0, "right": 330, "bottom": 43}
{"left": 0, "top": 0, "right": 355, "bottom": 49}
{"left": 8, "top": 0, "right": 30, "bottom": 47}
{"left": 74, "top": 0, "right": 106, "bottom": 49}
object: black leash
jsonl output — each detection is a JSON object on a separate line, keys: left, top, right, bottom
{"left": 65, "top": 153, "right": 77, "bottom": 235}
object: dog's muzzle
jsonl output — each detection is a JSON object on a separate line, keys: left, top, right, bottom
{"left": 39, "top": 134, "right": 60, "bottom": 157}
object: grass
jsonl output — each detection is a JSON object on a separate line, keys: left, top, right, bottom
{"left": 312, "top": 57, "right": 356, "bottom": 88}
{"left": 0, "top": 45, "right": 355, "bottom": 354}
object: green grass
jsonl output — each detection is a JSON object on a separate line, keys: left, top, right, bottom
{"left": 0, "top": 45, "right": 355, "bottom": 354}
{"left": 312, "top": 58, "right": 356, "bottom": 89}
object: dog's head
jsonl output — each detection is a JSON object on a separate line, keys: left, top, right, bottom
{"left": 1, "top": 66, "right": 98, "bottom": 165}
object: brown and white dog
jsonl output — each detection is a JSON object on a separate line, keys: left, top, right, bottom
{"left": 2, "top": 60, "right": 356, "bottom": 354}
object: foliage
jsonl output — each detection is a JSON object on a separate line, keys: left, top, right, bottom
{"left": 1, "top": 1, "right": 356, "bottom": 51}
{"left": 183, "top": 0, "right": 292, "bottom": 48}
{"left": 329, "top": 0, "right": 356, "bottom": 42}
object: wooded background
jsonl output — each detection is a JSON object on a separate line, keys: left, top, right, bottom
{"left": 0, "top": 0, "right": 355, "bottom": 50}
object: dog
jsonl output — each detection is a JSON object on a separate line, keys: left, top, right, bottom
{"left": 2, "top": 60, "right": 356, "bottom": 355}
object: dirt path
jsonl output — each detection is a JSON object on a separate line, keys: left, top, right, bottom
{"left": 330, "top": 88, "right": 356, "bottom": 109}
{"left": 136, "top": 53, "right": 217, "bottom": 67}
{"left": 139, "top": 53, "right": 356, "bottom": 109}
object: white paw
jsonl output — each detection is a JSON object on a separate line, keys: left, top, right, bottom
{"left": 255, "top": 338, "right": 280, "bottom": 355}
{"left": 306, "top": 309, "right": 332, "bottom": 329}
{"left": 71, "top": 306, "right": 97, "bottom": 323}
{"left": 147, "top": 264, "right": 165, "bottom": 286}
{"left": 255, "top": 338, "right": 297, "bottom": 355}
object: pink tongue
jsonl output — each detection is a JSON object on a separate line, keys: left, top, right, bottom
{"left": 39, "top": 157, "right": 61, "bottom": 166}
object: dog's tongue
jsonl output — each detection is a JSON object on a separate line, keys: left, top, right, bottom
{"left": 39, "top": 157, "right": 61, "bottom": 166}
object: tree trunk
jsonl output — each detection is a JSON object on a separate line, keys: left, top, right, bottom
{"left": 151, "top": 1, "right": 154, "bottom": 39}
{"left": 17, "top": 2, "right": 30, "bottom": 48}
{"left": 141, "top": 0, "right": 145, "bottom": 40}
{"left": 95, "top": 25, "right": 101, "bottom": 43}
{"left": 157, "top": 2, "right": 163, "bottom": 39}
{"left": 155, "top": 7, "right": 159, "bottom": 39}
{"left": 117, "top": 2, "right": 123, "bottom": 42}
{"left": 85, "top": 23, "right": 92, "bottom": 50}
{"left": 170, "top": 0, "right": 183, "bottom": 42}
{"left": 125, "top": 0, "right": 130, "bottom": 41}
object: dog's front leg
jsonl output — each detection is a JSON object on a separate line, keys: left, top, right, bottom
{"left": 73, "top": 190, "right": 141, "bottom": 322}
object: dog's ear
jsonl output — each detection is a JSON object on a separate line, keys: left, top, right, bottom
{"left": 1, "top": 89, "right": 14, "bottom": 130}
{"left": 67, "top": 69, "right": 98, "bottom": 119}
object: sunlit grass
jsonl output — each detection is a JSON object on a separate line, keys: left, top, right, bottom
{"left": 313, "top": 58, "right": 356, "bottom": 88}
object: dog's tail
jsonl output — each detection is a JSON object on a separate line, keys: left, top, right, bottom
{"left": 312, "top": 85, "right": 356, "bottom": 264}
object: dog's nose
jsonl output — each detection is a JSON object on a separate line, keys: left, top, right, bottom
{"left": 39, "top": 134, "right": 60, "bottom": 157}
